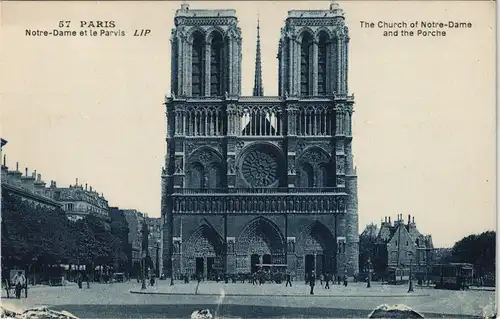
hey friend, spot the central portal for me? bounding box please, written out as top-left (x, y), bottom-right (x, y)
top-left (236, 217), bottom-right (286, 273)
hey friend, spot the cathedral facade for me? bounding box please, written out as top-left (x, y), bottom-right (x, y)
top-left (162, 3), bottom-right (359, 280)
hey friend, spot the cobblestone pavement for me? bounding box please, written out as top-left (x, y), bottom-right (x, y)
top-left (1, 280), bottom-right (496, 318)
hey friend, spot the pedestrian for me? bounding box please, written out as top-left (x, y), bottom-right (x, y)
top-left (320, 273), bottom-right (324, 287)
top-left (285, 270), bottom-right (292, 287)
top-left (309, 271), bottom-right (315, 295)
top-left (77, 273), bottom-right (83, 289)
top-left (83, 273), bottom-right (90, 288)
top-left (150, 273), bottom-right (155, 286)
top-left (343, 272), bottom-right (348, 287)
top-left (324, 273), bottom-right (330, 289)
top-left (12, 271), bottom-right (26, 299)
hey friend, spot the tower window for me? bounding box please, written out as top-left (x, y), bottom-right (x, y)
top-left (191, 32), bottom-right (204, 97)
top-left (210, 32), bottom-right (224, 96)
top-left (300, 33), bottom-right (313, 96)
top-left (317, 32), bottom-right (329, 95)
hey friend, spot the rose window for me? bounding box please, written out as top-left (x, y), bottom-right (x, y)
top-left (241, 147), bottom-right (279, 187)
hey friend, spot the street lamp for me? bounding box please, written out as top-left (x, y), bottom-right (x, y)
top-left (155, 241), bottom-right (160, 278)
top-left (367, 258), bottom-right (372, 288)
top-left (408, 251), bottom-right (414, 293)
top-left (141, 251), bottom-right (147, 290)
top-left (170, 256), bottom-right (174, 286)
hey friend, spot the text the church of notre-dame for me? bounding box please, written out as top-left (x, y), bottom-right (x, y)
top-left (162, 2), bottom-right (359, 280)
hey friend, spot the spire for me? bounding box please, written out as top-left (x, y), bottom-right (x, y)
top-left (253, 15), bottom-right (264, 96)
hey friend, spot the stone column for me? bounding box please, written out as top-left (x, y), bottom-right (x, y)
top-left (280, 43), bottom-right (286, 95)
top-left (312, 41), bottom-right (319, 95)
top-left (205, 40), bottom-right (211, 97)
top-left (288, 36), bottom-right (294, 95)
top-left (238, 37), bottom-right (242, 95)
top-left (344, 35), bottom-right (349, 95)
top-left (177, 35), bottom-right (184, 96)
top-left (295, 39), bottom-right (301, 95)
top-left (184, 40), bottom-right (192, 97)
top-left (336, 37), bottom-right (342, 95)
top-left (228, 38), bottom-right (234, 95)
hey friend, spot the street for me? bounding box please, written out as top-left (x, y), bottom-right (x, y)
top-left (1, 280), bottom-right (495, 318)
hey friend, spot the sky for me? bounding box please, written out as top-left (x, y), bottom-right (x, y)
top-left (1, 1), bottom-right (496, 248)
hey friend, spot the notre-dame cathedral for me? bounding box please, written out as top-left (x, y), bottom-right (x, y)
top-left (162, 2), bottom-right (359, 280)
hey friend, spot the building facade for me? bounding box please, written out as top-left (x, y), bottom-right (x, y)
top-left (1, 139), bottom-right (62, 210)
top-left (365, 214), bottom-right (435, 275)
top-left (123, 209), bottom-right (144, 272)
top-left (162, 3), bottom-right (359, 279)
top-left (50, 180), bottom-right (110, 222)
top-left (145, 216), bottom-right (163, 276)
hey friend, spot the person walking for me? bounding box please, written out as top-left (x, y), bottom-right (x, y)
top-left (150, 273), bottom-right (155, 286)
top-left (285, 270), bottom-right (292, 287)
top-left (12, 271), bottom-right (26, 299)
top-left (77, 273), bottom-right (83, 289)
top-left (324, 273), bottom-right (330, 289)
top-left (309, 271), bottom-right (316, 295)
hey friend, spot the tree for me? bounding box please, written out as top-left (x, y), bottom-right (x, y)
top-left (450, 231), bottom-right (496, 277)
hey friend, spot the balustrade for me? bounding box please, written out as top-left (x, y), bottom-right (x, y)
top-left (171, 192), bottom-right (348, 214)
top-left (174, 187), bottom-right (346, 194)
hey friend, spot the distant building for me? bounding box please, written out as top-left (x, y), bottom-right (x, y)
top-left (1, 139), bottom-right (62, 210)
top-left (372, 214), bottom-right (435, 273)
top-left (123, 209), bottom-right (144, 275)
top-left (361, 223), bottom-right (379, 238)
top-left (145, 216), bottom-right (163, 276)
top-left (109, 207), bottom-right (132, 272)
top-left (49, 179), bottom-right (110, 222)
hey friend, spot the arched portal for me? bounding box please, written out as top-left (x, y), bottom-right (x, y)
top-left (298, 221), bottom-right (336, 279)
top-left (236, 217), bottom-right (285, 273)
top-left (183, 223), bottom-right (224, 278)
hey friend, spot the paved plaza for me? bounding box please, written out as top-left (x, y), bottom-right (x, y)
top-left (1, 280), bottom-right (496, 318)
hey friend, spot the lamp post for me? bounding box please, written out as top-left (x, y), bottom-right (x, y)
top-left (31, 256), bottom-right (38, 286)
top-left (367, 258), bottom-right (372, 288)
top-left (170, 256), bottom-right (174, 286)
top-left (408, 251), bottom-right (414, 293)
top-left (155, 241), bottom-right (160, 278)
top-left (141, 251), bottom-right (147, 290)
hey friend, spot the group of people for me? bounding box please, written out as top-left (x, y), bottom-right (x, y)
top-left (12, 271), bottom-right (26, 299)
top-left (306, 271), bottom-right (349, 295)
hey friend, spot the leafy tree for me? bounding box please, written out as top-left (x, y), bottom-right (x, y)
top-left (450, 231), bottom-right (496, 277)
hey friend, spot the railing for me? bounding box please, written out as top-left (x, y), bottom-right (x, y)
top-left (173, 187), bottom-right (346, 195)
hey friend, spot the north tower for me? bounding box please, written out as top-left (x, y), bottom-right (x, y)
top-left (163, 2), bottom-right (359, 281)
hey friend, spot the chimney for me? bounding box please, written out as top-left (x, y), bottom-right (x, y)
top-left (16, 162), bottom-right (19, 171)
top-left (37, 174), bottom-right (41, 181)
top-left (25, 167), bottom-right (28, 177)
top-left (384, 216), bottom-right (387, 223)
top-left (3, 154), bottom-right (5, 166)
top-left (76, 178), bottom-right (79, 186)
top-left (408, 214), bottom-right (411, 225)
top-left (388, 216), bottom-right (391, 224)
top-left (412, 216), bottom-right (415, 224)
top-left (85, 183), bottom-right (88, 191)
top-left (32, 170), bottom-right (37, 179)
top-left (90, 186), bottom-right (93, 192)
